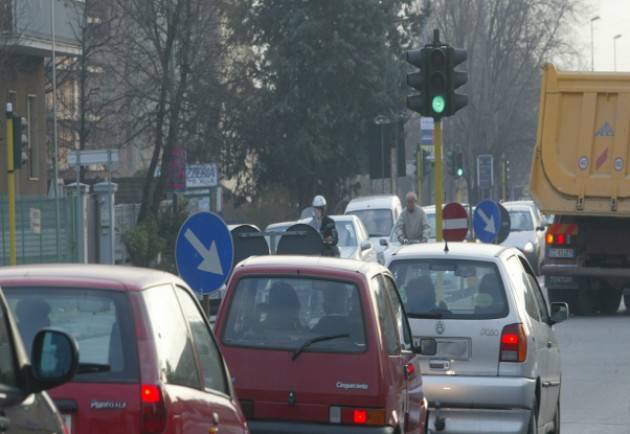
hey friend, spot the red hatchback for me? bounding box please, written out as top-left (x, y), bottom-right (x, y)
top-left (215, 256), bottom-right (428, 434)
top-left (0, 265), bottom-right (249, 434)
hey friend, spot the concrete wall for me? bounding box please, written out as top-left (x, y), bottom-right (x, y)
top-left (0, 53), bottom-right (49, 196)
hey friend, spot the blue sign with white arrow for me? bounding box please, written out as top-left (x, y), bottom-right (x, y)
top-left (473, 200), bottom-right (501, 244)
top-left (175, 212), bottom-right (233, 294)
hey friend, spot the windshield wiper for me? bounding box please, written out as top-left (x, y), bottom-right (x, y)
top-left (291, 334), bottom-right (349, 361)
top-left (77, 363), bottom-right (111, 374)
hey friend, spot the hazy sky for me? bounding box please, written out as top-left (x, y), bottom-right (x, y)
top-left (577, 0), bottom-right (630, 71)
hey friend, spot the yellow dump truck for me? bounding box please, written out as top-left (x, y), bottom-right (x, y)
top-left (530, 63), bottom-right (630, 314)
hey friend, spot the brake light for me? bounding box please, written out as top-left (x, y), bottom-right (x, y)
top-left (330, 406), bottom-right (386, 426)
top-left (500, 323), bottom-right (527, 362)
top-left (556, 233), bottom-right (566, 245)
top-left (141, 385), bottom-right (166, 433)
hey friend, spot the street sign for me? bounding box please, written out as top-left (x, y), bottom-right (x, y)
top-left (477, 154), bottom-right (494, 190)
top-left (186, 164), bottom-right (219, 189)
top-left (473, 200), bottom-right (501, 243)
top-left (277, 223), bottom-right (324, 256)
top-left (473, 200), bottom-right (511, 244)
top-left (442, 202), bottom-right (468, 242)
top-left (231, 225), bottom-right (270, 267)
top-left (420, 117), bottom-right (434, 145)
top-left (68, 149), bottom-right (120, 166)
top-left (175, 212), bottom-right (233, 294)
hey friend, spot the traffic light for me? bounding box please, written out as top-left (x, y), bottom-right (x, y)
top-left (422, 149), bottom-right (431, 174)
top-left (12, 116), bottom-right (27, 169)
top-left (446, 151), bottom-right (455, 176)
top-left (406, 47), bottom-right (429, 115)
top-left (446, 47), bottom-right (468, 116)
top-left (455, 151), bottom-right (464, 177)
top-left (427, 47), bottom-right (448, 117)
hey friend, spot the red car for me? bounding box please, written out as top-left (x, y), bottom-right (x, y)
top-left (0, 265), bottom-right (249, 434)
top-left (215, 256), bottom-right (428, 434)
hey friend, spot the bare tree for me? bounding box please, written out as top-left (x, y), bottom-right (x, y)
top-left (111, 0), bottom-right (225, 223)
top-left (429, 0), bottom-right (581, 200)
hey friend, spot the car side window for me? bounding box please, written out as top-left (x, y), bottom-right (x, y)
top-left (518, 257), bottom-right (550, 323)
top-left (175, 286), bottom-right (229, 395)
top-left (0, 303), bottom-right (17, 387)
top-left (383, 275), bottom-right (413, 351)
top-left (506, 256), bottom-right (540, 321)
top-left (371, 275), bottom-right (401, 355)
top-left (143, 285), bottom-right (201, 389)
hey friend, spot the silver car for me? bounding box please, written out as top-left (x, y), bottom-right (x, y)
top-left (501, 201), bottom-right (547, 274)
top-left (388, 242), bottom-right (567, 434)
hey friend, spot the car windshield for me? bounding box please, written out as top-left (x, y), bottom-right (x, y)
top-left (509, 210), bottom-right (534, 231)
top-left (389, 259), bottom-right (508, 319)
top-left (335, 221), bottom-right (358, 247)
top-left (5, 287), bottom-right (139, 383)
top-left (347, 209), bottom-right (393, 237)
top-left (222, 277), bottom-right (366, 353)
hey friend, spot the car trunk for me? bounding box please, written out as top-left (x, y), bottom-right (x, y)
top-left (410, 318), bottom-right (503, 376)
top-left (52, 384), bottom-right (141, 434)
top-left (225, 347), bottom-right (382, 423)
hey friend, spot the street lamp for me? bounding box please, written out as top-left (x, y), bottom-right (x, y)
top-left (614, 34), bottom-right (622, 71)
top-left (374, 115), bottom-right (391, 194)
top-left (590, 16), bottom-right (600, 71)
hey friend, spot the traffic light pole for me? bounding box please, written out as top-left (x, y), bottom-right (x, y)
top-left (5, 104), bottom-right (16, 265)
top-left (416, 145), bottom-right (423, 203)
top-left (434, 120), bottom-right (443, 242)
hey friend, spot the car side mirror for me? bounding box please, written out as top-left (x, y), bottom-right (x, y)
top-left (550, 302), bottom-right (569, 324)
top-left (361, 241), bottom-right (372, 251)
top-left (29, 329), bottom-right (79, 393)
top-left (379, 238), bottom-right (389, 247)
top-left (413, 338), bottom-right (437, 356)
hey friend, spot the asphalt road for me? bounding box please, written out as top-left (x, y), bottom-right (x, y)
top-left (555, 301), bottom-right (630, 434)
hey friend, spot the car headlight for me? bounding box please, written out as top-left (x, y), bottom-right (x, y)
top-left (523, 242), bottom-right (534, 253)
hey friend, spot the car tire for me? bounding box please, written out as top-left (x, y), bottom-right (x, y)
top-left (527, 399), bottom-right (539, 434)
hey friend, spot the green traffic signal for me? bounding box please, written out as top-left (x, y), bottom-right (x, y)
top-left (456, 168), bottom-right (464, 177)
top-left (432, 95), bottom-right (445, 114)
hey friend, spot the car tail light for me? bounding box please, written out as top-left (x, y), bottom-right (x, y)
top-left (500, 323), bottom-right (527, 363)
top-left (546, 233), bottom-right (554, 245)
top-left (329, 406), bottom-right (386, 426)
top-left (141, 385), bottom-right (166, 433)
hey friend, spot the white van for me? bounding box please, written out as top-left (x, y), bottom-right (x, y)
top-left (344, 195), bottom-right (402, 250)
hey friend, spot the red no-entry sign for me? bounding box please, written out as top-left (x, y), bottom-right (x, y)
top-left (442, 202), bottom-right (469, 242)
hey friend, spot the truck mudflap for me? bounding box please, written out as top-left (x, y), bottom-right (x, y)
top-left (542, 264), bottom-right (630, 279)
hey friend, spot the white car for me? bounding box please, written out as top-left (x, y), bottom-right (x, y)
top-left (344, 195), bottom-right (402, 252)
top-left (329, 214), bottom-right (377, 262)
top-left (388, 242), bottom-right (567, 434)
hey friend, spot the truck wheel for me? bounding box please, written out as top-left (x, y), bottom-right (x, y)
top-left (600, 289), bottom-right (622, 315)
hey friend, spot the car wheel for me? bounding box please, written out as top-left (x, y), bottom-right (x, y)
top-left (527, 399), bottom-right (539, 434)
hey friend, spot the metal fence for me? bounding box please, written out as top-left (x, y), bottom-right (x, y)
top-left (0, 196), bottom-right (79, 265)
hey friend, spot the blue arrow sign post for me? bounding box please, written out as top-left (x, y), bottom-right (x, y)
top-left (473, 200), bottom-right (502, 244)
top-left (176, 212), bottom-right (234, 294)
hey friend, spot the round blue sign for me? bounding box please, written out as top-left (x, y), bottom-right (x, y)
top-left (175, 212), bottom-right (233, 294)
top-left (473, 200), bottom-right (501, 244)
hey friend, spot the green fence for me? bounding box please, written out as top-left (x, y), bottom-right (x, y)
top-left (0, 196), bottom-right (79, 265)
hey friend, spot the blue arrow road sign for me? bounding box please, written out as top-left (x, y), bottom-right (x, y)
top-left (176, 212), bottom-right (233, 294)
top-left (473, 200), bottom-right (501, 243)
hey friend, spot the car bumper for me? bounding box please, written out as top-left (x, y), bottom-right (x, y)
top-left (249, 421), bottom-right (395, 434)
top-left (423, 375), bottom-right (535, 434)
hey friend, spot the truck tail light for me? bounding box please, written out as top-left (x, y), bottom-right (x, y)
top-left (141, 385), bottom-right (166, 433)
top-left (546, 233), bottom-right (554, 245)
top-left (329, 406), bottom-right (385, 426)
top-left (546, 224), bottom-right (577, 246)
top-left (500, 323), bottom-right (527, 363)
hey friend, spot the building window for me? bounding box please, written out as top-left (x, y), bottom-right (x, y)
top-left (27, 95), bottom-right (38, 179)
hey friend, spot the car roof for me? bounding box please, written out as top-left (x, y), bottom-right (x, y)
top-left (390, 242), bottom-right (510, 262)
top-left (0, 264), bottom-right (185, 291)
top-left (345, 195), bottom-right (400, 210)
top-left (234, 255), bottom-right (386, 277)
top-left (265, 221), bottom-right (296, 230)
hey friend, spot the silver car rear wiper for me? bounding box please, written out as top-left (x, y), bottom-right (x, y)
top-left (291, 334), bottom-right (349, 361)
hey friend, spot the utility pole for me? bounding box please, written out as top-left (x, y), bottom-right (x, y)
top-left (416, 145), bottom-right (422, 202)
top-left (434, 120), bottom-right (443, 241)
top-left (5, 103), bottom-right (16, 265)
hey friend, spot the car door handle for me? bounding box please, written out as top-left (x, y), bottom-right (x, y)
top-left (429, 359), bottom-right (450, 370)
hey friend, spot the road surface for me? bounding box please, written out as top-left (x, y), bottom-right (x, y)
top-left (556, 301), bottom-right (630, 434)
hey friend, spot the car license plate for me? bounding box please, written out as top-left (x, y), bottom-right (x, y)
top-left (62, 414), bottom-right (73, 434)
top-left (548, 248), bottom-right (576, 258)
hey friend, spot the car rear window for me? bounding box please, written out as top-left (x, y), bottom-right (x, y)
top-left (222, 277), bottom-right (366, 353)
top-left (389, 259), bottom-right (508, 319)
top-left (4, 287), bottom-right (139, 383)
top-left (347, 209), bottom-right (393, 237)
